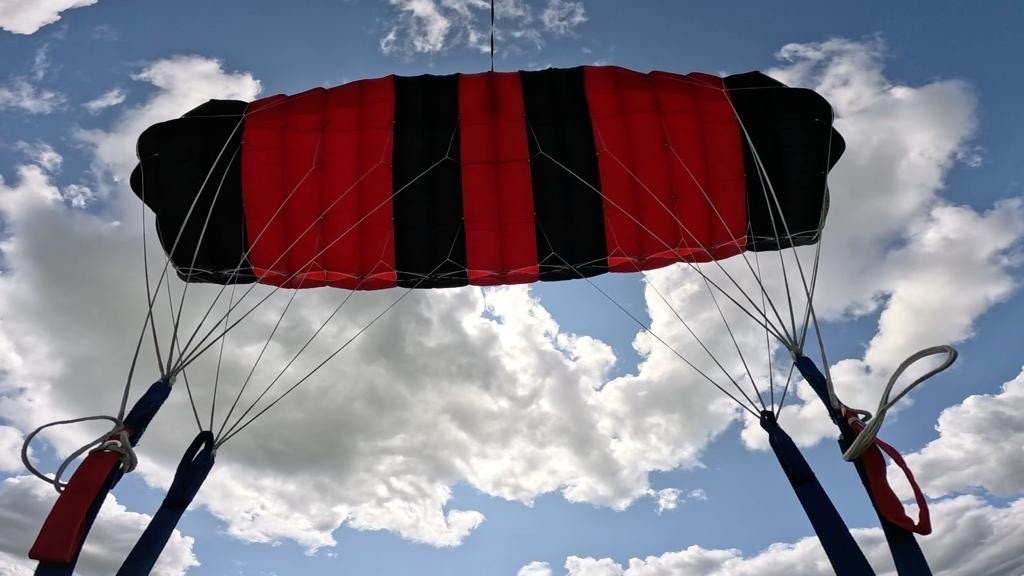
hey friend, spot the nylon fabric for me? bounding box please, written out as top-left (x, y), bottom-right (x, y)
top-left (585, 67), bottom-right (747, 270)
top-left (760, 411), bottom-right (875, 576)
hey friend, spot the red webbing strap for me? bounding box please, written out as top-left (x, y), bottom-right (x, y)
top-left (28, 450), bottom-right (123, 562)
top-left (849, 419), bottom-right (932, 535)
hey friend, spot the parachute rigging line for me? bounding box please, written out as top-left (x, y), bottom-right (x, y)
top-left (25, 66), bottom-right (950, 576)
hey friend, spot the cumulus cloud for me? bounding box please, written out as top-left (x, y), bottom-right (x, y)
top-left (533, 496), bottom-right (1024, 575)
top-left (379, 0), bottom-right (587, 56)
top-left (0, 476), bottom-right (199, 576)
top-left (520, 561), bottom-right (555, 576)
top-left (0, 0), bottom-right (98, 35)
top-left (540, 0), bottom-right (586, 35)
top-left (83, 87), bottom-right (127, 113)
top-left (0, 425), bottom-right (27, 472)
top-left (13, 141), bottom-right (62, 173)
top-left (652, 488), bottom-right (680, 513)
top-left (75, 55), bottom-right (261, 197)
top-left (898, 366), bottom-right (1024, 498)
top-left (0, 77), bottom-right (65, 114)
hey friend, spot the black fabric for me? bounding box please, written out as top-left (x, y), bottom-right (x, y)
top-left (724, 72), bottom-right (845, 252)
top-left (520, 67), bottom-right (608, 281)
top-left (391, 74), bottom-right (468, 288)
top-left (130, 99), bottom-right (254, 283)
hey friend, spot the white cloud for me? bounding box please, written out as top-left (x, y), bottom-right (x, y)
top-left (0, 78), bottom-right (65, 114)
top-left (61, 183), bottom-right (95, 208)
top-left (520, 561), bottom-right (555, 576)
top-left (548, 496), bottom-right (1024, 576)
top-left (380, 0), bottom-right (586, 56)
top-left (898, 366), bottom-right (1024, 498)
top-left (653, 488), bottom-right (680, 513)
top-left (14, 141), bottom-right (62, 173)
top-left (31, 45), bottom-right (51, 81)
top-left (540, 0), bottom-right (586, 35)
top-left (0, 425), bottom-right (27, 472)
top-left (0, 475), bottom-right (199, 576)
top-left (83, 87), bottom-right (127, 113)
top-left (75, 55), bottom-right (260, 198)
top-left (645, 487), bottom-right (706, 514)
top-left (0, 0), bottom-right (98, 35)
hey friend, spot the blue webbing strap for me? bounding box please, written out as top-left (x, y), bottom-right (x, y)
top-left (795, 356), bottom-right (932, 576)
top-left (760, 411), bottom-right (875, 575)
top-left (117, 431), bottom-right (215, 576)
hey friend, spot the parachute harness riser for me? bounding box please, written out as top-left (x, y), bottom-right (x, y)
top-left (25, 379), bottom-right (173, 571)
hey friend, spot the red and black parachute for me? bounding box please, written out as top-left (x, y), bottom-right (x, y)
top-left (35, 66), bottom-right (940, 576)
top-left (130, 66), bottom-right (843, 289)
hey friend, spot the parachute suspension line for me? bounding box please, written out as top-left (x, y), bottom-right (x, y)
top-left (591, 128), bottom-right (793, 345)
top-left (163, 276), bottom-right (203, 431)
top-left (218, 220), bottom-right (463, 444)
top-left (746, 139), bottom-right (801, 350)
top-left (580, 276), bottom-right (760, 418)
top-left (215, 286), bottom-right (301, 441)
top-left (774, 362), bottom-right (798, 417)
top-left (728, 98), bottom-right (835, 358)
top-left (645, 278), bottom-right (767, 413)
top-left (138, 157), bottom-right (165, 381)
top-left (165, 146), bottom-right (325, 371)
top-left (140, 115), bottom-right (246, 370)
top-left (751, 249), bottom-right (777, 411)
top-left (540, 238), bottom-right (760, 416)
top-left (654, 121), bottom-right (799, 348)
top-left (529, 125), bottom-right (789, 347)
top-left (170, 139), bottom-right (454, 376)
top-left (160, 125), bottom-right (343, 371)
top-left (210, 278), bottom-right (241, 432)
top-left (796, 124), bottom-right (839, 354)
top-left (166, 146), bottom-right (244, 374)
top-left (216, 263), bottom-right (441, 448)
top-left (489, 0), bottom-right (495, 72)
top-left (215, 277), bottom-right (360, 443)
top-left (168, 129), bottom-right (455, 374)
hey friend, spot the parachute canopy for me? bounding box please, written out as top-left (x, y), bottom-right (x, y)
top-left (130, 66), bottom-right (844, 290)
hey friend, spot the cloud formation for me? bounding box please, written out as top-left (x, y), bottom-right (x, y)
top-left (528, 496), bottom-right (1024, 575)
top-left (83, 87), bottom-right (127, 113)
top-left (380, 0), bottom-right (588, 56)
top-left (0, 78), bottom-right (65, 114)
top-left (0, 0), bottom-right (98, 35)
top-left (899, 366), bottom-right (1024, 498)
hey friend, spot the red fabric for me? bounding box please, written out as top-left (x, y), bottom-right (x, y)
top-left (849, 419), bottom-right (932, 535)
top-left (240, 69), bottom-right (752, 289)
top-left (28, 450), bottom-right (123, 562)
top-left (584, 67), bottom-right (747, 272)
top-left (459, 72), bottom-right (539, 285)
top-left (242, 78), bottom-right (397, 289)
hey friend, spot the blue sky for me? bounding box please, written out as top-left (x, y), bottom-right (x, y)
top-left (1, 2), bottom-right (1023, 575)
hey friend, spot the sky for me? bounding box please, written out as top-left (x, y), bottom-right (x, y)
top-left (0, 1), bottom-right (1022, 575)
